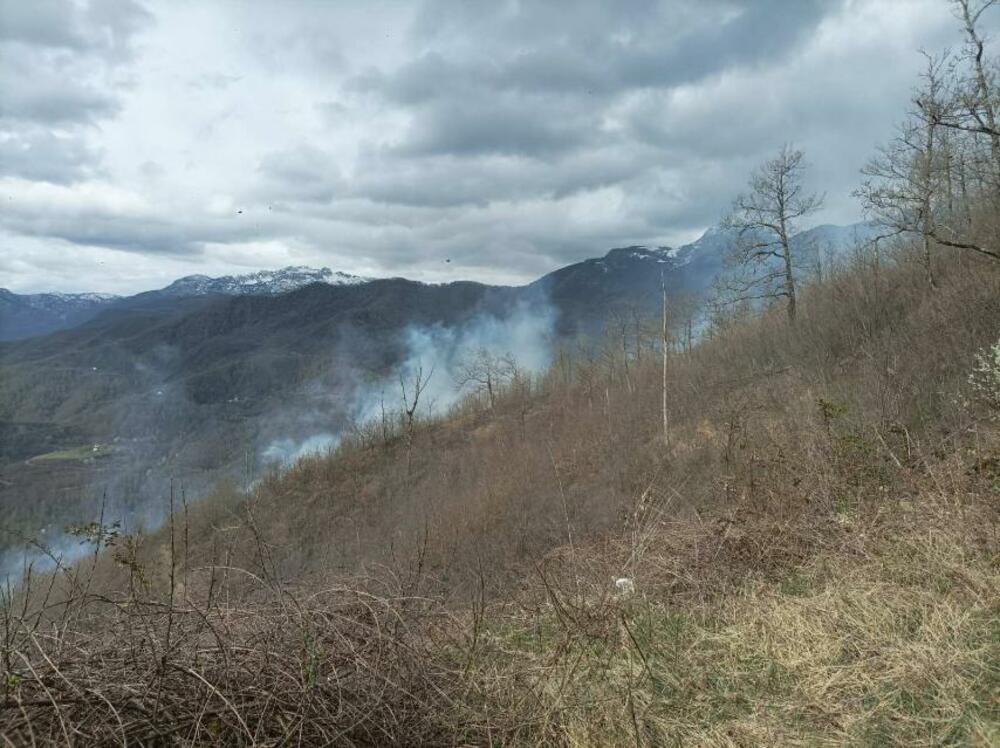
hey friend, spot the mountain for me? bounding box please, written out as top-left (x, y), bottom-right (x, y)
top-left (0, 277), bottom-right (505, 553)
top-left (159, 266), bottom-right (370, 297)
top-left (0, 289), bottom-right (120, 341)
top-left (532, 234), bottom-right (722, 331)
top-left (0, 223), bottom-right (876, 343)
top-left (796, 222), bottom-right (880, 253)
top-left (531, 222), bottom-right (879, 333)
top-left (0, 266), bottom-right (369, 342)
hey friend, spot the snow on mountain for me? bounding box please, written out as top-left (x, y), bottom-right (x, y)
top-left (650, 221), bottom-right (880, 272)
top-left (594, 227), bottom-right (738, 272)
top-left (3, 223), bottom-right (874, 342)
top-left (537, 221), bottom-right (876, 319)
top-left (0, 289), bottom-right (121, 341)
top-left (600, 245), bottom-right (687, 265)
top-left (617, 245), bottom-right (683, 261)
top-left (0, 267), bottom-right (370, 340)
top-left (0, 289), bottom-right (120, 309)
top-left (161, 266), bottom-right (371, 297)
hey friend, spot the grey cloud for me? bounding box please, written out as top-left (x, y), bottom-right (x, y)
top-left (396, 93), bottom-right (601, 158)
top-left (373, 0), bottom-right (839, 103)
top-left (250, 137), bottom-right (647, 211)
top-left (0, 0), bottom-right (93, 49)
top-left (609, 0), bottom-right (838, 89)
top-left (352, 149), bottom-right (645, 208)
top-left (82, 0), bottom-right (154, 56)
top-left (0, 128), bottom-right (103, 183)
top-left (350, 0), bottom-right (842, 171)
top-left (1, 203), bottom-right (267, 257)
top-left (138, 160), bottom-right (166, 180)
top-left (0, 53), bottom-right (120, 124)
top-left (190, 73), bottom-right (244, 92)
top-left (0, 0), bottom-right (152, 55)
top-left (256, 146), bottom-right (346, 203)
top-left (300, 0), bottom-right (844, 249)
top-left (287, 189), bottom-right (670, 277)
top-left (0, 0), bottom-right (150, 194)
top-left (5, 218), bottom-right (216, 256)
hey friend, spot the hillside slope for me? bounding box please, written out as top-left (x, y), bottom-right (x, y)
top-left (3, 242), bottom-right (997, 745)
top-left (3, 224), bottom-right (775, 558)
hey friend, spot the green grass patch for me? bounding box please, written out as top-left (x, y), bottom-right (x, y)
top-left (31, 444), bottom-right (112, 462)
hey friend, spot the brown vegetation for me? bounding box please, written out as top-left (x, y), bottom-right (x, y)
top-left (2, 239), bottom-right (999, 745)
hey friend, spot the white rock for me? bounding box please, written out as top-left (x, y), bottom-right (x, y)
top-left (614, 577), bottom-right (636, 596)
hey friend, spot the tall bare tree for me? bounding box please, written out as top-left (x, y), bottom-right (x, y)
top-left (400, 363), bottom-right (434, 473)
top-left (720, 145), bottom-right (823, 322)
top-left (859, 53), bottom-right (949, 286)
top-left (863, 18), bottom-right (1000, 266)
top-left (948, 0), bottom-right (1000, 174)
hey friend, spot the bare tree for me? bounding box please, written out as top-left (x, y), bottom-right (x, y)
top-left (720, 145), bottom-right (823, 322)
top-left (628, 304), bottom-right (652, 364)
top-left (666, 290), bottom-right (702, 355)
top-left (400, 363), bottom-right (434, 472)
top-left (859, 53), bottom-right (950, 286)
top-left (607, 309), bottom-right (635, 393)
top-left (926, 1), bottom-right (1000, 174)
top-left (863, 37), bottom-right (1000, 265)
top-left (379, 387), bottom-right (390, 447)
top-left (454, 348), bottom-right (514, 410)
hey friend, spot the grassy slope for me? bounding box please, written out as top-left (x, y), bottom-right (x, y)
top-left (482, 487), bottom-right (998, 745)
top-left (2, 245), bottom-right (998, 745)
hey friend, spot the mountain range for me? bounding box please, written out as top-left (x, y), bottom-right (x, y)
top-left (0, 222), bottom-right (874, 342)
top-left (0, 267), bottom-right (370, 342)
top-left (159, 266), bottom-right (370, 298)
top-left (0, 289), bottom-right (119, 342)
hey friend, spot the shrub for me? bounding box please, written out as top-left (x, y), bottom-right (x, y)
top-left (969, 338), bottom-right (1000, 417)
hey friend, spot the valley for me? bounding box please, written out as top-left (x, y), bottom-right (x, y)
top-left (0, 224), bottom-right (869, 569)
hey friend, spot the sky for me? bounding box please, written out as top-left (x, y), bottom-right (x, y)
top-left (0, 0), bottom-right (985, 294)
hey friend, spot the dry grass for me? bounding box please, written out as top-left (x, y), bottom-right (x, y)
top-left (3, 446), bottom-right (996, 745)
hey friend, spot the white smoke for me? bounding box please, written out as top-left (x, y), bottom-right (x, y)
top-left (0, 529), bottom-right (101, 583)
top-left (262, 432), bottom-right (340, 465)
top-left (263, 299), bottom-right (555, 465)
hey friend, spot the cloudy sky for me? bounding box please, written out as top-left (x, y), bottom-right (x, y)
top-left (0, 0), bottom-right (983, 294)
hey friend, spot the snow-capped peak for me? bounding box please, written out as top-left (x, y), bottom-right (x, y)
top-left (603, 245), bottom-right (678, 263)
top-left (162, 266), bottom-right (371, 297)
top-left (47, 292), bottom-right (120, 302)
top-left (0, 289), bottom-right (121, 310)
